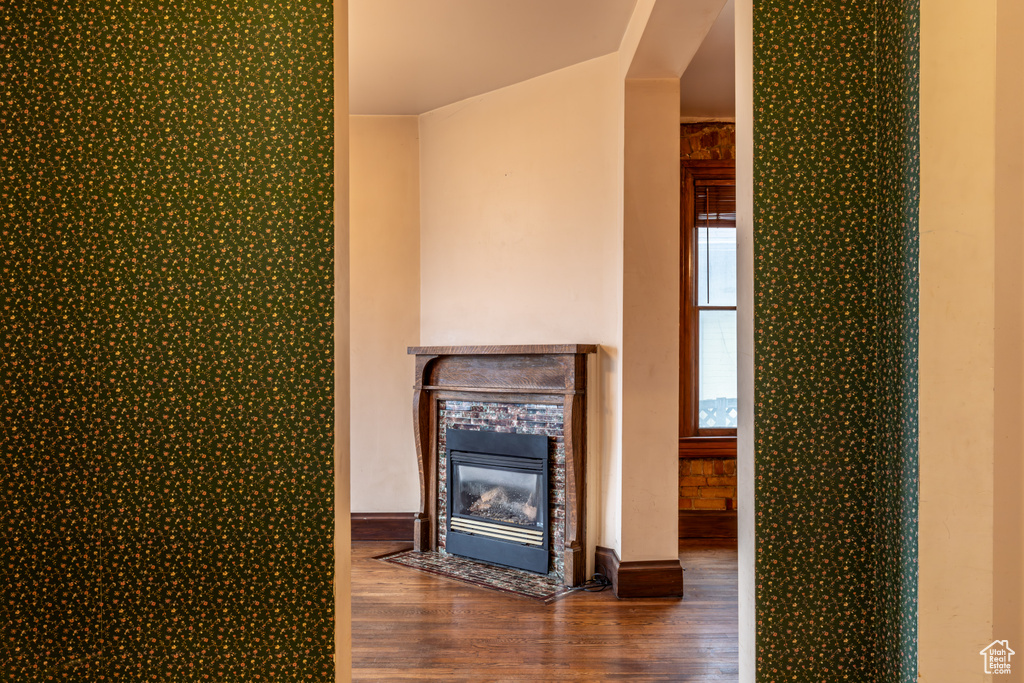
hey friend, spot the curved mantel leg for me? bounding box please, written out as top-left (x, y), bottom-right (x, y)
top-left (411, 355), bottom-right (438, 552)
top-left (562, 391), bottom-right (587, 587)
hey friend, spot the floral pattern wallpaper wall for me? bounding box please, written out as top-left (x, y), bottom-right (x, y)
top-left (0, 1), bottom-right (334, 679)
top-left (753, 0), bottom-right (919, 680)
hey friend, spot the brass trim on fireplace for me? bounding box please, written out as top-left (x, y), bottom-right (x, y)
top-left (451, 518), bottom-right (544, 546)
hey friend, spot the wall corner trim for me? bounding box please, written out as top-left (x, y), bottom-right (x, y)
top-left (594, 546), bottom-right (684, 598)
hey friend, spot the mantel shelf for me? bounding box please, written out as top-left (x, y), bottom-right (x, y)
top-left (409, 344), bottom-right (597, 356)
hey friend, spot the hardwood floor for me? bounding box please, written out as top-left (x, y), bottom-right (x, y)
top-left (351, 540), bottom-right (738, 682)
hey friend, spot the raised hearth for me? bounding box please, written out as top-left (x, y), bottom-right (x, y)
top-left (408, 345), bottom-right (596, 587)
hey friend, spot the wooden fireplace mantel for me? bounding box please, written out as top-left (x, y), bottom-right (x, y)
top-left (408, 344), bottom-right (596, 587)
top-left (408, 344), bottom-right (597, 355)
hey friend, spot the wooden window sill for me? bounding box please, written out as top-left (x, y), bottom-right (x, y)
top-left (679, 436), bottom-right (737, 458)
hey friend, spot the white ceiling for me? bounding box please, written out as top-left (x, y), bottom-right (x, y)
top-left (349, 0), bottom-right (638, 115)
top-left (626, 0), bottom-right (727, 79)
top-left (678, 0), bottom-right (735, 119)
top-left (348, 0), bottom-right (736, 118)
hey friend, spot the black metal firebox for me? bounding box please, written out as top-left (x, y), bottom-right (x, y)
top-left (445, 429), bottom-right (549, 574)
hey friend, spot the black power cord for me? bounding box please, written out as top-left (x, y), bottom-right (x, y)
top-left (577, 573), bottom-right (612, 592)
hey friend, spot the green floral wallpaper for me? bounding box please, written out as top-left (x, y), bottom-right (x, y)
top-left (753, 0), bottom-right (919, 680)
top-left (873, 0), bottom-right (920, 676)
top-left (0, 1), bottom-right (334, 679)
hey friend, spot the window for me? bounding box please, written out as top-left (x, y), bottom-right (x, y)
top-left (680, 162), bottom-right (737, 456)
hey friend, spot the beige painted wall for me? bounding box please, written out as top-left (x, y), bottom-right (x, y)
top-left (734, 1), bottom-right (755, 680)
top-left (334, 0), bottom-right (351, 678)
top-left (621, 78), bottom-right (681, 561)
top-left (418, 55), bottom-right (623, 348)
top-left (994, 0), bottom-right (1024, 673)
top-left (418, 54), bottom-right (625, 560)
top-left (349, 116), bottom-right (421, 512)
top-left (919, 0), bottom-right (1024, 678)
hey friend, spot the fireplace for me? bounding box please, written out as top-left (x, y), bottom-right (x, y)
top-left (445, 428), bottom-right (550, 573)
top-left (408, 344), bottom-right (596, 586)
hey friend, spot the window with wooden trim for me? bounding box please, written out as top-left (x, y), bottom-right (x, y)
top-left (680, 161), bottom-right (737, 457)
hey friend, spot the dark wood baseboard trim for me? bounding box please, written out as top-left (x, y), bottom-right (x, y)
top-left (678, 510), bottom-right (738, 539)
top-left (594, 546), bottom-right (684, 599)
top-left (352, 512), bottom-right (416, 542)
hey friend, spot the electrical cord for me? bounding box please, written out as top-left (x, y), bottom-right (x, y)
top-left (575, 573), bottom-right (612, 592)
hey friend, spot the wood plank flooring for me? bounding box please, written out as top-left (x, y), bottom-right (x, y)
top-left (352, 540), bottom-right (738, 682)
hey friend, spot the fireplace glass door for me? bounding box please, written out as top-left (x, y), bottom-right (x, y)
top-left (451, 456), bottom-right (545, 542)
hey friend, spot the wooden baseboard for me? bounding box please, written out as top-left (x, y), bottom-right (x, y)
top-left (594, 546), bottom-right (684, 599)
top-left (351, 512), bottom-right (416, 542)
top-left (678, 510), bottom-right (738, 539)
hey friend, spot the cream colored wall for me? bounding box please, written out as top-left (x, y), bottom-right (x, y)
top-left (349, 116), bottom-right (421, 512)
top-left (418, 55), bottom-right (623, 347)
top-left (334, 0), bottom-right (351, 678)
top-left (918, 0), bottom-right (1023, 679)
top-left (993, 0), bottom-right (1024, 669)
top-left (418, 54), bottom-right (626, 559)
top-left (734, 1), bottom-right (754, 680)
top-left (620, 78), bottom-right (681, 562)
